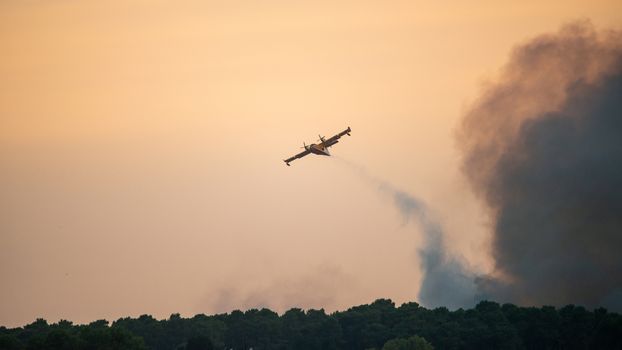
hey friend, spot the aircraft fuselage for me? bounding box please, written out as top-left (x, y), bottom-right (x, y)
top-left (308, 144), bottom-right (330, 156)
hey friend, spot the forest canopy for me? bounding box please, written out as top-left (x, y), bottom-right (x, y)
top-left (1, 299), bottom-right (621, 350)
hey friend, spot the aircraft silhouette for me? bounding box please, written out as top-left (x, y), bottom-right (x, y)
top-left (284, 127), bottom-right (351, 166)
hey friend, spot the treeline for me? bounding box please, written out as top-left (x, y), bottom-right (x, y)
top-left (1, 299), bottom-right (621, 350)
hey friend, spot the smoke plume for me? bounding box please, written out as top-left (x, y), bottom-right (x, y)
top-left (391, 189), bottom-right (477, 309)
top-left (459, 21), bottom-right (622, 310)
top-left (335, 158), bottom-right (476, 309)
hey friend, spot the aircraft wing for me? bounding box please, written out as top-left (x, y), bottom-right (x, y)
top-left (284, 149), bottom-right (311, 166)
top-left (322, 126), bottom-right (351, 147)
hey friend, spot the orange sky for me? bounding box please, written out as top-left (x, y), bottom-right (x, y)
top-left (1, 0), bottom-right (621, 327)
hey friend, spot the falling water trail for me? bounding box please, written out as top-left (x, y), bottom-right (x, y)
top-left (332, 156), bottom-right (477, 309)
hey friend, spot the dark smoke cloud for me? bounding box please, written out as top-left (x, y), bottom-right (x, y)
top-left (335, 157), bottom-right (476, 309)
top-left (459, 21), bottom-right (622, 310)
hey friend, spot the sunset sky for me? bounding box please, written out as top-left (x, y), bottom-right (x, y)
top-left (1, 0), bottom-right (621, 327)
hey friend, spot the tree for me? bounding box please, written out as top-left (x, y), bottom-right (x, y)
top-left (44, 329), bottom-right (77, 350)
top-left (382, 335), bottom-right (434, 350)
top-left (0, 334), bottom-right (24, 350)
top-left (186, 335), bottom-right (214, 350)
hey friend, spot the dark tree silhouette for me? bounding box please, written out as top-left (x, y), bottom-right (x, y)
top-left (2, 300), bottom-right (621, 350)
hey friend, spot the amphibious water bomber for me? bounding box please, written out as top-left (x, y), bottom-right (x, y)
top-left (283, 127), bottom-right (351, 166)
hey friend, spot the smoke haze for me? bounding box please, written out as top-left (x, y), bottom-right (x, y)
top-left (203, 264), bottom-right (355, 314)
top-left (459, 21), bottom-right (622, 310)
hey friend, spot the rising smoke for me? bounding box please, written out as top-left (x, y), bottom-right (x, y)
top-left (335, 157), bottom-right (476, 309)
top-left (391, 190), bottom-right (477, 309)
top-left (459, 21), bottom-right (622, 310)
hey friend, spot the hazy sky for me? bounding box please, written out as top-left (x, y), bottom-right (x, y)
top-left (1, 0), bottom-right (621, 327)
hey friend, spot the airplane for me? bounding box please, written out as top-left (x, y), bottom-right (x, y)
top-left (283, 127), bottom-right (351, 166)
